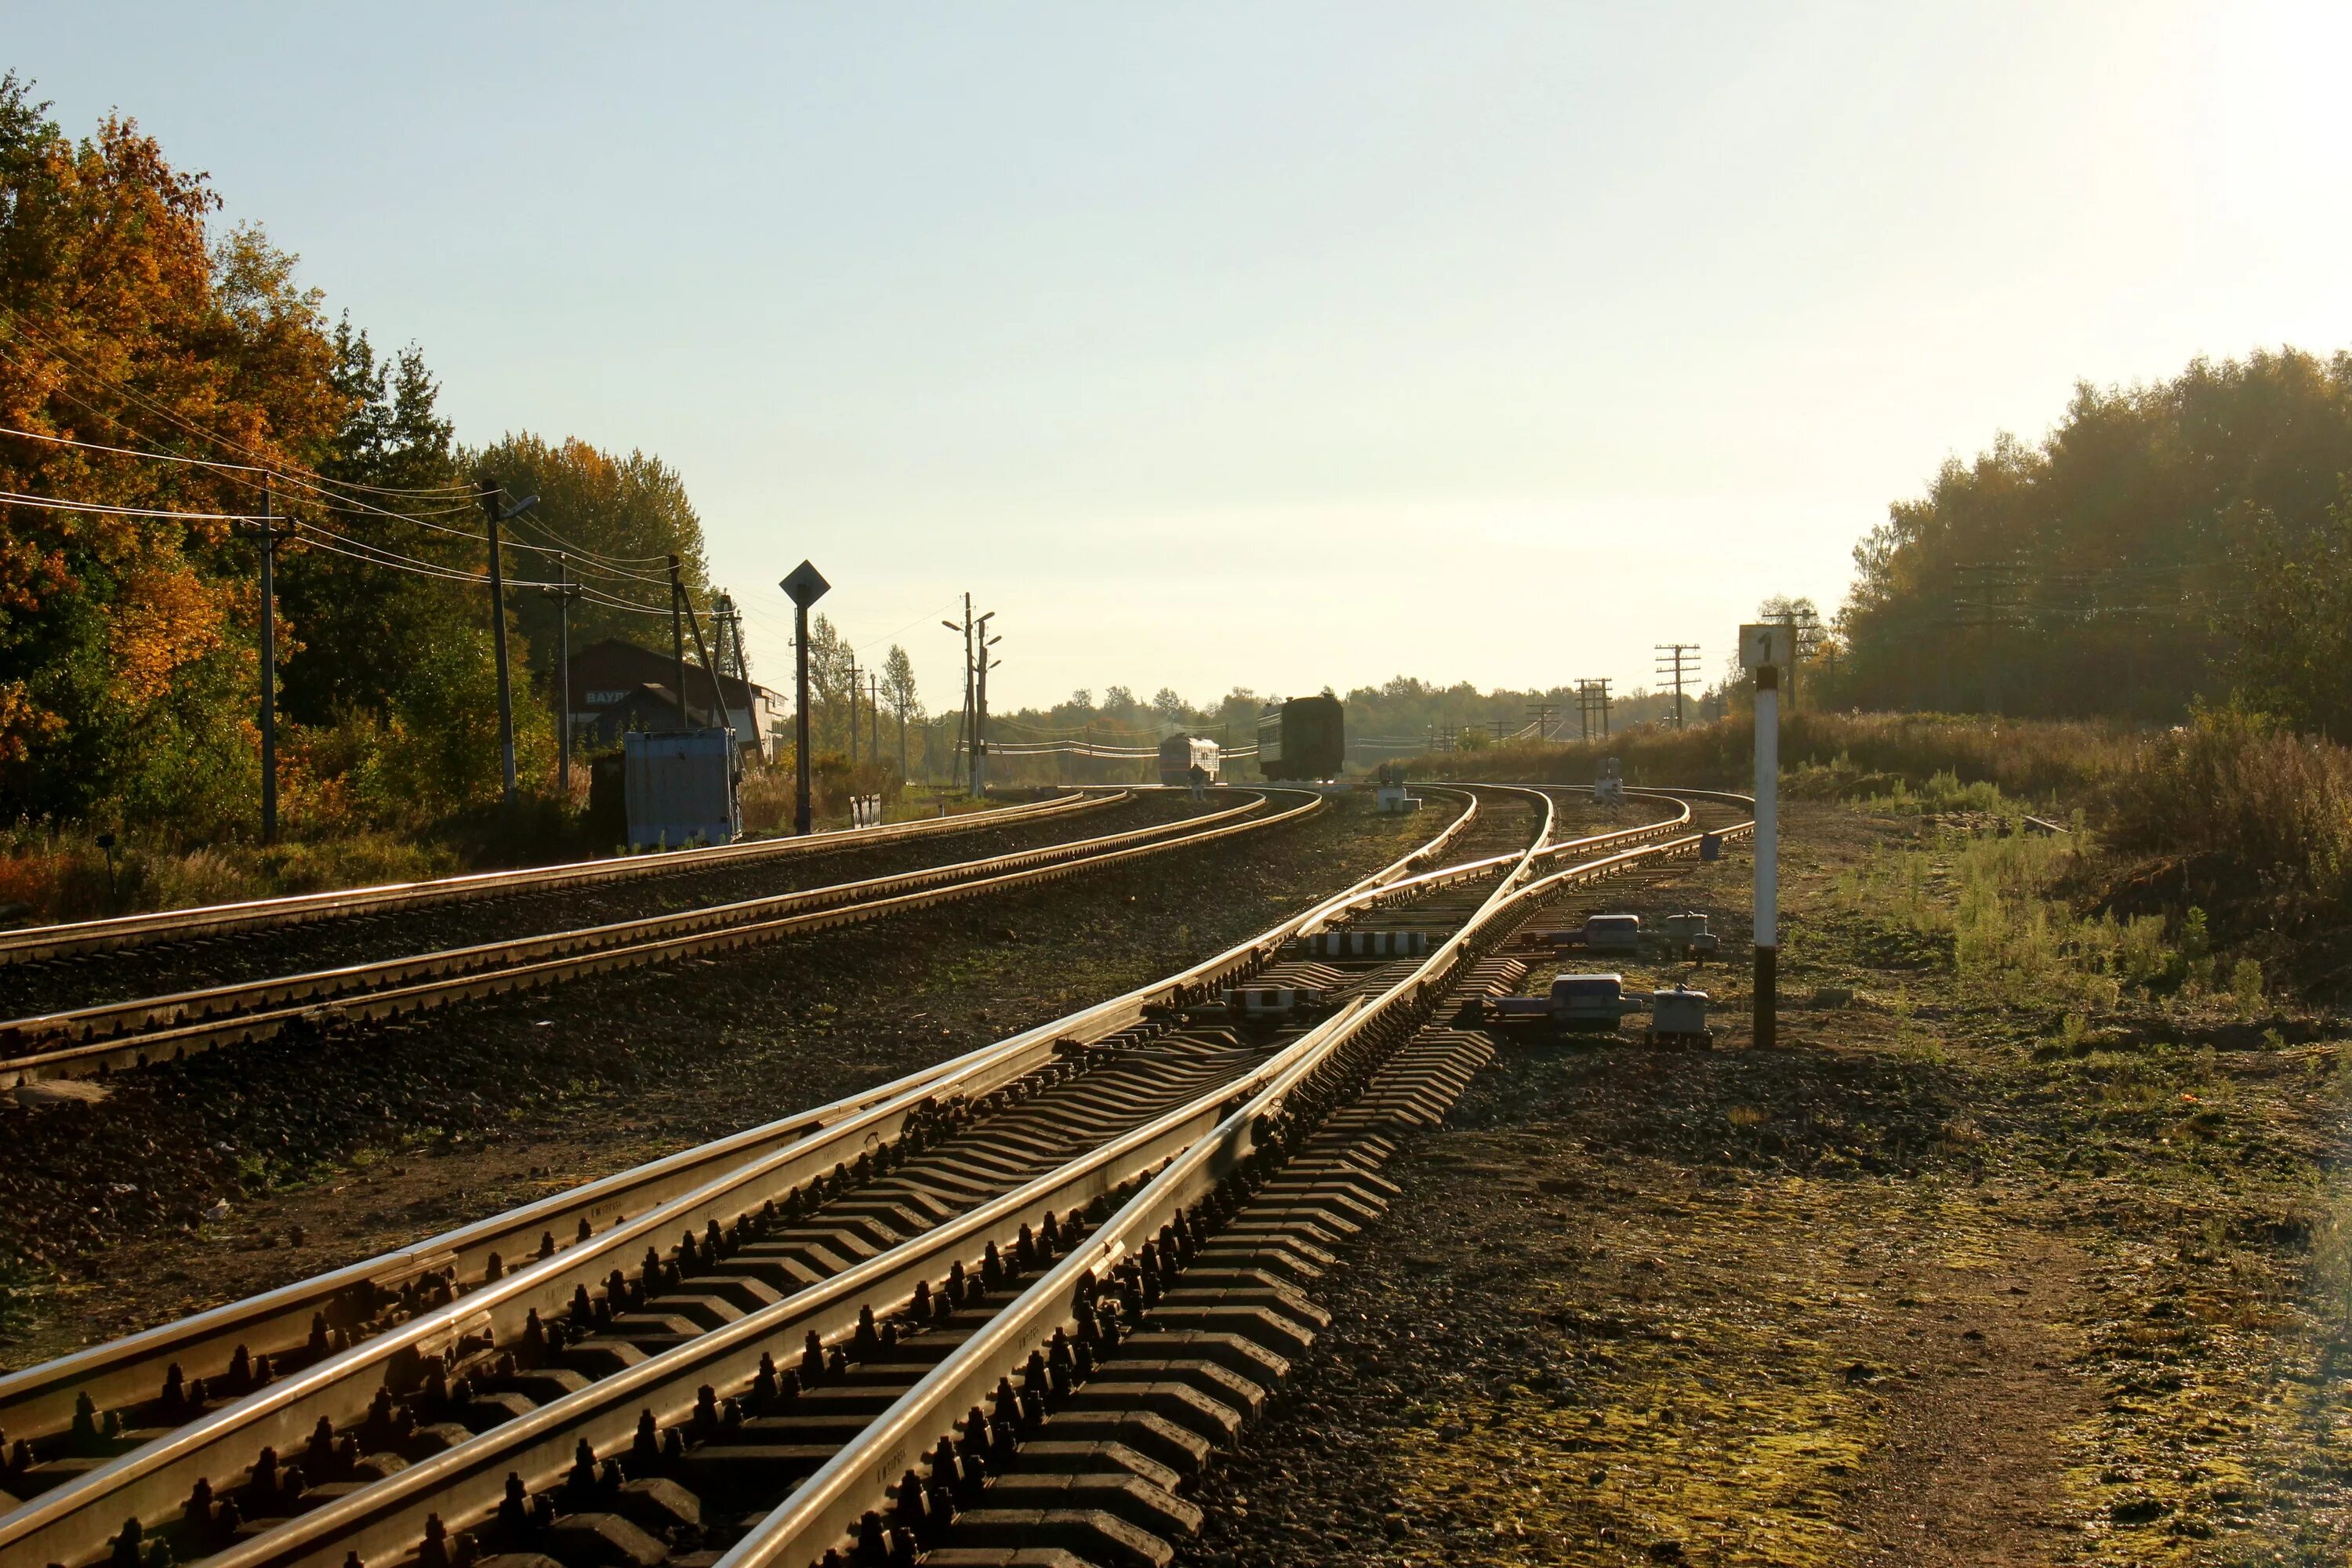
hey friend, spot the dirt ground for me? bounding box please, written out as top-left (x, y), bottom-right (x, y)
top-left (0, 791), bottom-right (1446, 1372)
top-left (1178, 800), bottom-right (2352, 1566)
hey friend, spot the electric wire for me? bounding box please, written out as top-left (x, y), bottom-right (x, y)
top-left (0, 314), bottom-right (476, 499)
top-left (0, 488), bottom-right (270, 523)
top-left (0, 339), bottom-right (681, 598)
top-left (2, 394), bottom-right (678, 610)
top-left (502, 506), bottom-right (676, 568)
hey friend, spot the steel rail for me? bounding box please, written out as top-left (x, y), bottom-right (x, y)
top-left (724, 789), bottom-right (1748, 1567)
top-left (1298, 786), bottom-right (1691, 931)
top-left (94, 787), bottom-right (1564, 1568)
top-left (0, 790), bottom-right (1532, 1566)
top-left (0, 998), bottom-right (1369, 1568)
top-left (3, 798), bottom-right (1264, 1048)
top-left (0, 793), bottom-right (1311, 1088)
top-left (181, 1005), bottom-right (1375, 1568)
top-left (0, 791), bottom-right (1123, 967)
top-left (729, 799), bottom-right (1750, 1568)
top-left (0, 786), bottom-right (1486, 1454)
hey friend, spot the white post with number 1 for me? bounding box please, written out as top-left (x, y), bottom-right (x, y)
top-left (1739, 622), bottom-right (1793, 1047)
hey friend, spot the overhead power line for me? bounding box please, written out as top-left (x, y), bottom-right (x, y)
top-left (0, 413), bottom-right (682, 608)
top-left (0, 487), bottom-right (270, 522)
top-left (0, 313), bottom-right (475, 499)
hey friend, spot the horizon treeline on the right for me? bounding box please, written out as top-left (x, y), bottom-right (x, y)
top-left (1835, 347), bottom-right (2352, 735)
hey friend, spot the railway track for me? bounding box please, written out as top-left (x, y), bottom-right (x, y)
top-left (0, 793), bottom-right (1123, 971)
top-left (0, 796), bottom-right (1167, 1026)
top-left (0, 790), bottom-right (1318, 1090)
top-left (0, 783), bottom-right (1755, 1568)
top-left (0, 787), bottom-right (1490, 1450)
top-left (0, 782), bottom-right (1494, 1560)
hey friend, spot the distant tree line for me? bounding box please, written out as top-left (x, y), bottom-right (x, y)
top-left (1832, 347), bottom-right (2352, 735)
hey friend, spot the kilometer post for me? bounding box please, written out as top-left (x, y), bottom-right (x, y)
top-left (1753, 662), bottom-right (1779, 1047)
top-left (1740, 622), bottom-right (1787, 1049)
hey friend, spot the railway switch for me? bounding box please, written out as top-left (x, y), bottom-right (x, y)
top-left (1664, 911), bottom-right (1719, 959)
top-left (1483, 973), bottom-right (1638, 1029)
top-left (1646, 985), bottom-right (1713, 1046)
top-left (1548, 913), bottom-right (1642, 954)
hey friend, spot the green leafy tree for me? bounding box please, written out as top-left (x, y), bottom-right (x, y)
top-left (2220, 487), bottom-right (2352, 740)
top-left (1839, 347), bottom-right (2352, 720)
top-left (469, 433), bottom-right (710, 691)
top-left (880, 643), bottom-right (920, 778)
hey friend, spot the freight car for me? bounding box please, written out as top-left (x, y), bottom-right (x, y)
top-left (1255, 694), bottom-right (1345, 781)
top-left (1157, 734), bottom-right (1221, 787)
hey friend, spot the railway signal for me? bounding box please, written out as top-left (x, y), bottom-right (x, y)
top-left (781, 558), bottom-right (830, 835)
top-left (1740, 620), bottom-right (1794, 1047)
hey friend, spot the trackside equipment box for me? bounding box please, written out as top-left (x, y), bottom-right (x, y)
top-left (624, 728), bottom-right (739, 850)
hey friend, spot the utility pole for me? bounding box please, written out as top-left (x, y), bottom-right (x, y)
top-left (252, 476), bottom-right (291, 844)
top-left (1953, 561), bottom-right (2025, 715)
top-left (666, 557), bottom-right (691, 729)
top-left (975, 612), bottom-right (999, 799)
top-left (677, 575), bottom-right (728, 734)
top-left (539, 555), bottom-right (584, 797)
top-left (1577, 679), bottom-right (1610, 741)
top-left (710, 591), bottom-right (730, 689)
top-left (946, 598), bottom-right (975, 797)
top-left (869, 672), bottom-right (880, 772)
top-left (712, 592), bottom-right (760, 761)
top-left (1655, 643), bottom-right (1698, 729)
top-left (477, 478), bottom-right (539, 808)
top-left (846, 652), bottom-right (859, 768)
top-left (780, 561), bottom-right (829, 836)
top-left (1765, 604), bottom-right (1821, 713)
top-left (1526, 702), bottom-right (1558, 741)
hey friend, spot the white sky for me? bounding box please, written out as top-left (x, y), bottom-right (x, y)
top-left (13, 2), bottom-right (2352, 710)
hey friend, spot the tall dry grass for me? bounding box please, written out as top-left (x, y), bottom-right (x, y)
top-left (2100, 709), bottom-right (2352, 910)
top-left (1427, 710), bottom-right (2133, 803)
top-left (0, 822), bottom-right (464, 925)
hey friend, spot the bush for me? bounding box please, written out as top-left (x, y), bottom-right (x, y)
top-left (2100, 707), bottom-right (2352, 912)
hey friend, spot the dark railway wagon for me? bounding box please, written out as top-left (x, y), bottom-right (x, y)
top-left (1256, 694), bottom-right (1345, 781)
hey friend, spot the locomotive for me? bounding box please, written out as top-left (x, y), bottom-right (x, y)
top-left (1255, 694), bottom-right (1345, 781)
top-left (1157, 734), bottom-right (1221, 787)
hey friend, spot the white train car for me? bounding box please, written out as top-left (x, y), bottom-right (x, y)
top-left (1158, 734), bottom-right (1221, 787)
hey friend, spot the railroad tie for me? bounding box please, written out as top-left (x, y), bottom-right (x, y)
top-left (915, 1010), bottom-right (1500, 1568)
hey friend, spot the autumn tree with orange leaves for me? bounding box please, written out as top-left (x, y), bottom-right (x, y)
top-left (0, 74), bottom-right (710, 837)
